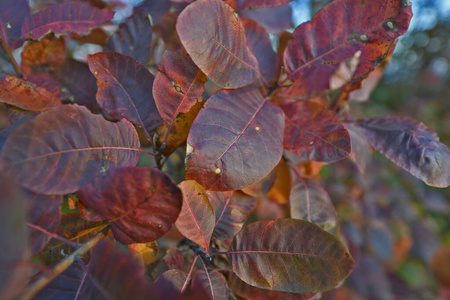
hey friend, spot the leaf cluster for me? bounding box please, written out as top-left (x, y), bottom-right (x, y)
top-left (0, 0), bottom-right (448, 299)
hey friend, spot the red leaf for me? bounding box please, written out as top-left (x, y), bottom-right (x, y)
top-left (207, 191), bottom-right (257, 240)
top-left (78, 167), bottom-right (182, 244)
top-left (282, 100), bottom-right (351, 162)
top-left (79, 240), bottom-right (153, 299)
top-left (153, 49), bottom-right (206, 126)
top-left (0, 0), bottom-right (30, 47)
top-left (192, 269), bottom-right (230, 300)
top-left (290, 177), bottom-right (338, 230)
top-left (0, 104), bottom-right (140, 195)
top-left (0, 175), bottom-right (28, 300)
top-left (242, 18), bottom-right (279, 84)
top-left (88, 52), bottom-right (162, 137)
top-left (186, 86), bottom-right (284, 191)
top-left (227, 219), bottom-right (355, 293)
top-left (176, 0), bottom-right (260, 89)
top-left (357, 116), bottom-right (450, 188)
top-left (235, 0), bottom-right (293, 11)
top-left (284, 50), bottom-right (361, 99)
top-left (0, 73), bottom-right (62, 111)
top-left (50, 59), bottom-right (99, 112)
top-left (228, 273), bottom-right (316, 300)
top-left (104, 9), bottom-right (152, 65)
top-left (175, 180), bottom-right (215, 254)
top-left (26, 190), bottom-right (62, 255)
top-left (283, 0), bottom-right (412, 90)
top-left (18, 2), bottom-right (114, 47)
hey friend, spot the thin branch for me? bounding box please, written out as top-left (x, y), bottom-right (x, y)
top-left (26, 222), bottom-right (78, 248)
top-left (21, 225), bottom-right (108, 300)
top-left (181, 255), bottom-right (198, 293)
top-left (0, 38), bottom-right (23, 77)
top-left (74, 267), bottom-right (88, 300)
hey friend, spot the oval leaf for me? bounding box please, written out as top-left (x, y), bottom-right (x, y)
top-left (242, 18), bottom-right (279, 84)
top-left (283, 0), bottom-right (412, 92)
top-left (357, 116), bottom-right (450, 188)
top-left (18, 2), bottom-right (114, 47)
top-left (0, 73), bottom-right (61, 111)
top-left (0, 0), bottom-right (30, 47)
top-left (175, 180), bottom-right (215, 253)
top-left (78, 167), bottom-right (182, 244)
top-left (192, 269), bottom-right (230, 300)
top-left (186, 86), bottom-right (285, 191)
top-left (290, 177), bottom-right (338, 230)
top-left (50, 59), bottom-right (99, 111)
top-left (0, 104), bottom-right (140, 194)
top-left (153, 48), bottom-right (207, 126)
top-left (207, 191), bottom-right (257, 240)
top-left (176, 0), bottom-right (260, 89)
top-left (228, 219), bottom-right (354, 293)
top-left (228, 273), bottom-right (316, 300)
top-left (88, 52), bottom-right (162, 136)
top-left (282, 100), bottom-right (351, 162)
top-left (104, 9), bottom-right (153, 64)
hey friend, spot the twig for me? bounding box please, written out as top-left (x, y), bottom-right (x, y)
top-left (26, 222), bottom-right (78, 248)
top-left (181, 255), bottom-right (198, 293)
top-left (0, 38), bottom-right (23, 77)
top-left (21, 225), bottom-right (108, 300)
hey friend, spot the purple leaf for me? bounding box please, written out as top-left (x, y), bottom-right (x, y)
top-left (176, 0), bottom-right (260, 89)
top-left (0, 0), bottom-right (30, 47)
top-left (357, 116), bottom-right (450, 188)
top-left (290, 177), bottom-right (338, 230)
top-left (192, 269), bottom-right (230, 300)
top-left (186, 86), bottom-right (284, 191)
top-left (242, 18), bottom-right (279, 84)
top-left (227, 219), bottom-right (354, 293)
top-left (88, 52), bottom-right (162, 137)
top-left (0, 104), bottom-right (140, 194)
top-left (26, 190), bottom-right (62, 255)
top-left (18, 2), bottom-right (114, 47)
top-left (104, 9), bottom-right (152, 65)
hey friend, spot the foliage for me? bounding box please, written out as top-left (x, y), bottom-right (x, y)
top-left (0, 0), bottom-right (448, 299)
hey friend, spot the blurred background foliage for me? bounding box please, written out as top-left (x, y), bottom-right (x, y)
top-left (291, 0), bottom-right (450, 298)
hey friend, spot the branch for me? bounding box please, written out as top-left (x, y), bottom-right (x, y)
top-left (21, 225), bottom-right (108, 300)
top-left (0, 38), bottom-right (23, 77)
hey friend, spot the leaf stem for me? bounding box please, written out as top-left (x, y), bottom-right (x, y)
top-left (0, 38), bottom-right (23, 77)
top-left (21, 225), bottom-right (108, 300)
top-left (181, 255), bottom-right (198, 293)
top-left (26, 222), bottom-right (78, 248)
top-left (139, 149), bottom-right (158, 157)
